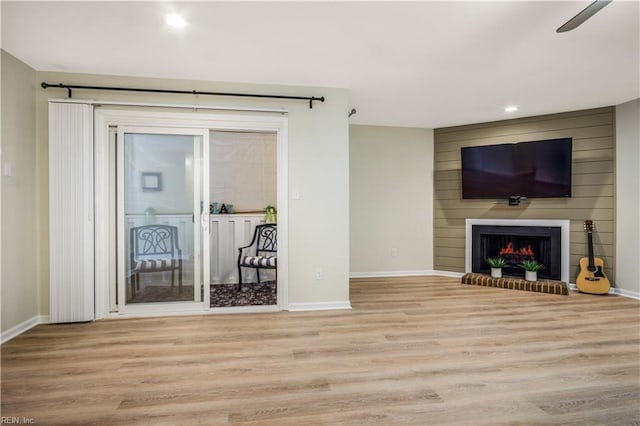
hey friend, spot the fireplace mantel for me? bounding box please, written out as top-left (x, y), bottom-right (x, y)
top-left (465, 219), bottom-right (571, 283)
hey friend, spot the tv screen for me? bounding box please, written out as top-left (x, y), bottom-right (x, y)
top-left (461, 138), bottom-right (572, 199)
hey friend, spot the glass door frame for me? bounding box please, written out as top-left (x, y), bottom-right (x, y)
top-left (93, 107), bottom-right (289, 319)
top-left (115, 125), bottom-right (210, 314)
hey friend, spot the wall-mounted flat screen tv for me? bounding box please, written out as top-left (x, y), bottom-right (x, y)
top-left (461, 137), bottom-right (572, 199)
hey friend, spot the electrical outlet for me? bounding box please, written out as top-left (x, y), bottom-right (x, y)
top-left (391, 247), bottom-right (398, 257)
top-left (315, 268), bottom-right (324, 280)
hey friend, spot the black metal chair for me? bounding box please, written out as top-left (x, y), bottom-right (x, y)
top-left (237, 224), bottom-right (277, 290)
top-left (130, 224), bottom-right (183, 298)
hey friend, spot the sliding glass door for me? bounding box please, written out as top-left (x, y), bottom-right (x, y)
top-left (208, 130), bottom-right (278, 307)
top-left (116, 127), bottom-right (209, 312)
top-left (93, 108), bottom-right (288, 318)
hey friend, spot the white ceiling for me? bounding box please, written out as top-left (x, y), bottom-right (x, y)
top-left (2, 1), bottom-right (639, 128)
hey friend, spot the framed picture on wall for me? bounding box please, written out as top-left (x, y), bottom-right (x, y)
top-left (141, 172), bottom-right (162, 191)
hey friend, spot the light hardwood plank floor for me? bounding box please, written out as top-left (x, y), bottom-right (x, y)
top-left (2, 276), bottom-right (639, 425)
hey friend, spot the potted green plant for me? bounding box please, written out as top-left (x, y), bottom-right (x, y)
top-left (518, 259), bottom-right (544, 282)
top-left (264, 205), bottom-right (277, 223)
top-left (486, 257), bottom-right (506, 278)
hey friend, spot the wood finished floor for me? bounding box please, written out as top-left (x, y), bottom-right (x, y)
top-left (1, 276), bottom-right (639, 425)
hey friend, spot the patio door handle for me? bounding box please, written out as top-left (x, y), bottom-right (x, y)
top-left (201, 211), bottom-right (209, 232)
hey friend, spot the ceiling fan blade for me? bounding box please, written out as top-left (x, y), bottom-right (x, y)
top-left (556, 0), bottom-right (613, 33)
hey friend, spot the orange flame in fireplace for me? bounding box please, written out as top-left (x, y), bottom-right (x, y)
top-left (499, 242), bottom-right (534, 257)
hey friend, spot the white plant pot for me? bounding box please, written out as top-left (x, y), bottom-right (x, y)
top-left (525, 271), bottom-right (537, 282)
top-left (491, 268), bottom-right (502, 278)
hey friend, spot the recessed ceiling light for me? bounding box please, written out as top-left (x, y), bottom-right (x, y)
top-left (505, 105), bottom-right (519, 113)
top-left (165, 14), bottom-right (186, 28)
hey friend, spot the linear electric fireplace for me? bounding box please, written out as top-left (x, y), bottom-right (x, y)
top-left (465, 219), bottom-right (570, 283)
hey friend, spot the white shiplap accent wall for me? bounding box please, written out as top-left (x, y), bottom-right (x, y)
top-left (209, 214), bottom-right (268, 284)
top-left (49, 102), bottom-right (95, 322)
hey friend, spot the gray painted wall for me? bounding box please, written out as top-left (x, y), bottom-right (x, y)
top-left (1, 50), bottom-right (39, 333)
top-left (350, 125), bottom-right (434, 275)
top-left (615, 98), bottom-right (640, 294)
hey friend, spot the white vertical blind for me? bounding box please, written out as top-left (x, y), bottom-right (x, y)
top-left (49, 102), bottom-right (94, 322)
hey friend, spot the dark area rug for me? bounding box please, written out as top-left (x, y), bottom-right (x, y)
top-left (210, 281), bottom-right (277, 307)
top-left (129, 285), bottom-right (194, 303)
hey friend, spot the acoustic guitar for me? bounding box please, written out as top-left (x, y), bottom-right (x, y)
top-left (576, 220), bottom-right (610, 295)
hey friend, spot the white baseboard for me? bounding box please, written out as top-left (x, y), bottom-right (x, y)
top-left (350, 270), bottom-right (436, 278)
top-left (288, 301), bottom-right (352, 311)
top-left (611, 287), bottom-right (640, 299)
top-left (430, 270), bottom-right (465, 278)
top-left (1, 315), bottom-right (49, 344)
top-left (350, 270), bottom-right (464, 279)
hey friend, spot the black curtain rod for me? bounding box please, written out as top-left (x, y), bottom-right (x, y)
top-left (41, 82), bottom-right (325, 109)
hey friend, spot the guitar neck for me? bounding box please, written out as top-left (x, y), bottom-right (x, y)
top-left (587, 231), bottom-right (596, 268)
